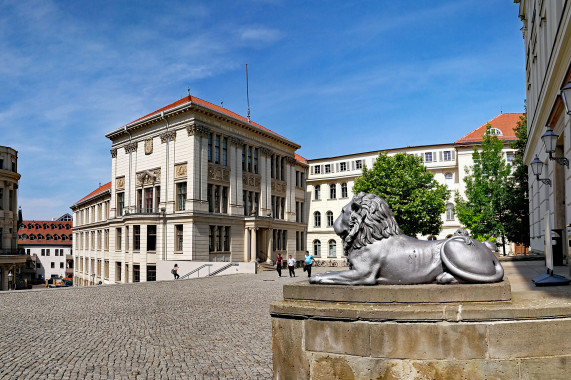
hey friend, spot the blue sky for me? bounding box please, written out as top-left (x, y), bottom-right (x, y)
top-left (0, 0), bottom-right (525, 220)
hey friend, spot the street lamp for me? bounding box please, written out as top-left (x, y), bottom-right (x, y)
top-left (530, 155), bottom-right (552, 186)
top-left (541, 125), bottom-right (569, 168)
top-left (560, 79), bottom-right (571, 115)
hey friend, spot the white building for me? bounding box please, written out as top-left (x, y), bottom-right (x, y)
top-left (516, 0), bottom-right (571, 269)
top-left (71, 95), bottom-right (308, 285)
top-left (18, 219), bottom-right (73, 281)
top-left (306, 113), bottom-right (523, 262)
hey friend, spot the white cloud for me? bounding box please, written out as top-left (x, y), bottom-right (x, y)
top-left (240, 26), bottom-right (283, 44)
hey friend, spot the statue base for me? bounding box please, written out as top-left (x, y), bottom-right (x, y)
top-left (270, 279), bottom-right (571, 379)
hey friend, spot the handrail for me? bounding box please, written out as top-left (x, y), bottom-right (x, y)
top-left (179, 264), bottom-right (213, 280)
top-left (208, 263), bottom-right (239, 277)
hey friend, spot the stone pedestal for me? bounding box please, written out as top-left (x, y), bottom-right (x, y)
top-left (270, 279), bottom-right (571, 380)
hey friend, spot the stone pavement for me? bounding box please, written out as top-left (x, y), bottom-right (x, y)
top-left (0, 265), bottom-right (323, 380)
top-left (0, 260), bottom-right (569, 380)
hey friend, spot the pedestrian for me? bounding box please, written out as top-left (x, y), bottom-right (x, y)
top-left (172, 263), bottom-right (180, 280)
top-left (287, 255), bottom-right (296, 277)
top-left (304, 250), bottom-right (314, 278)
top-left (276, 253), bottom-right (283, 277)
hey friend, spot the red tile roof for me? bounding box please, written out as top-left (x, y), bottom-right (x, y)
top-left (455, 113), bottom-right (524, 144)
top-left (294, 153), bottom-right (307, 164)
top-left (18, 220), bottom-right (73, 246)
top-left (129, 95), bottom-right (287, 140)
top-left (73, 182), bottom-right (111, 206)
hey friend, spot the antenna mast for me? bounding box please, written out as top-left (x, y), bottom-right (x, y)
top-left (246, 64), bottom-right (251, 122)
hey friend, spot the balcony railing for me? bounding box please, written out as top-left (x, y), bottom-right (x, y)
top-left (0, 248), bottom-right (27, 256)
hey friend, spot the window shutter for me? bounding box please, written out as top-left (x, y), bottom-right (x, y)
top-left (439, 152), bottom-right (443, 161)
top-left (433, 152), bottom-right (437, 161)
top-left (452, 151), bottom-right (456, 160)
top-left (336, 163), bottom-right (339, 172)
top-left (310, 166), bottom-right (314, 175)
top-left (352, 161), bottom-right (355, 170)
top-left (321, 165), bottom-right (324, 174)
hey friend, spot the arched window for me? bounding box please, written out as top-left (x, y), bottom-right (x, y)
top-left (314, 185), bottom-right (321, 200)
top-left (446, 203), bottom-right (454, 221)
top-left (329, 184), bottom-right (336, 199)
top-left (29, 234), bottom-right (36, 240)
top-left (37, 234), bottom-right (44, 241)
top-left (314, 211), bottom-right (321, 227)
top-left (428, 235), bottom-right (437, 240)
top-left (43, 223), bottom-right (49, 229)
top-left (313, 240), bottom-right (321, 258)
top-left (46, 234), bottom-right (52, 240)
top-left (21, 234), bottom-right (28, 240)
top-left (486, 127), bottom-right (503, 136)
top-left (54, 234), bottom-right (60, 241)
top-left (341, 183), bottom-right (348, 198)
top-left (445, 173), bottom-right (453, 189)
top-left (326, 211), bottom-right (334, 227)
top-left (328, 240), bottom-right (337, 258)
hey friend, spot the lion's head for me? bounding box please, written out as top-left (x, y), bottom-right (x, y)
top-left (334, 192), bottom-right (402, 255)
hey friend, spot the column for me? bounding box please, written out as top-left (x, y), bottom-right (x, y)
top-left (251, 228), bottom-right (257, 262)
top-left (244, 228), bottom-right (250, 262)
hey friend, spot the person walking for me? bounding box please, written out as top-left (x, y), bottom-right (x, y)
top-left (172, 263), bottom-right (180, 280)
top-left (304, 250), bottom-right (314, 278)
top-left (276, 253), bottom-right (283, 277)
top-left (287, 255), bottom-right (296, 277)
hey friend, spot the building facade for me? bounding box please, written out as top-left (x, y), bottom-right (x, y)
top-left (306, 113), bottom-right (522, 262)
top-left (516, 1), bottom-right (571, 269)
top-left (0, 145), bottom-right (24, 290)
top-left (18, 219), bottom-right (73, 281)
top-left (71, 96), bottom-right (308, 285)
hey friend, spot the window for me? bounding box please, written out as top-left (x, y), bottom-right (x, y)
top-left (0, 188), bottom-right (3, 210)
top-left (222, 138), bottom-right (228, 166)
top-left (446, 203), bottom-right (454, 221)
top-left (155, 186), bottom-right (161, 211)
top-left (209, 225), bottom-right (231, 252)
top-left (329, 184), bottom-right (336, 199)
top-left (424, 152), bottom-right (433, 163)
top-left (136, 189), bottom-right (143, 213)
top-left (215, 135), bottom-right (220, 164)
top-left (133, 225), bottom-right (140, 250)
top-left (341, 183), bottom-right (348, 198)
top-left (60, 262), bottom-right (64, 269)
top-left (116, 192), bottom-right (124, 216)
top-left (326, 211), bottom-right (334, 227)
top-left (314, 185), bottom-right (321, 200)
top-left (175, 225), bottom-right (183, 251)
top-left (443, 151), bottom-right (452, 161)
top-left (176, 182), bottom-right (187, 211)
top-left (324, 164), bottom-right (331, 173)
top-left (445, 173), bottom-right (453, 189)
top-left (144, 188), bottom-right (153, 213)
top-left (41, 249), bottom-right (45, 256)
top-left (328, 240), bottom-right (337, 258)
top-left (314, 211), bottom-right (321, 227)
top-left (147, 265), bottom-right (156, 282)
top-left (51, 262), bottom-right (55, 269)
top-left (506, 153), bottom-right (514, 163)
top-left (314, 165), bottom-right (321, 174)
top-left (147, 225), bottom-right (157, 251)
top-left (355, 160), bottom-right (362, 169)
top-left (116, 262), bottom-right (122, 282)
top-left (8, 190), bottom-right (13, 211)
top-left (487, 128), bottom-right (503, 136)
top-left (116, 228), bottom-right (122, 250)
top-left (340, 162), bottom-right (347, 171)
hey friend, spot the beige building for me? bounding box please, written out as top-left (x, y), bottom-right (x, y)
top-left (516, 0), bottom-right (571, 269)
top-left (0, 145), bottom-right (24, 290)
top-left (71, 96), bottom-right (308, 285)
top-left (306, 113), bottom-right (522, 262)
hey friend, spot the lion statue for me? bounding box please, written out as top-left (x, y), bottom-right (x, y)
top-left (309, 193), bottom-right (504, 285)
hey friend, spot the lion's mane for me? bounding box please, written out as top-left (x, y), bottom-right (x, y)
top-left (343, 192), bottom-right (402, 255)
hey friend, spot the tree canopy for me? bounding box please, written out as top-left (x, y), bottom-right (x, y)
top-left (454, 124), bottom-right (513, 254)
top-left (352, 152), bottom-right (449, 236)
top-left (504, 113), bottom-right (530, 247)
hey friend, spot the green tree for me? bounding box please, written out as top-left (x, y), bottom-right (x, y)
top-left (353, 152), bottom-right (449, 236)
top-left (454, 124), bottom-right (512, 255)
top-left (504, 113), bottom-right (529, 250)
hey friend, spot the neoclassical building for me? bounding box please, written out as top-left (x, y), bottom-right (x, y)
top-left (516, 1), bottom-right (571, 269)
top-left (0, 145), bottom-right (24, 290)
top-left (306, 113), bottom-right (522, 262)
top-left (71, 96), bottom-right (308, 285)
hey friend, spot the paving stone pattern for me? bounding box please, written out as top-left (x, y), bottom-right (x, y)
top-left (0, 267), bottom-right (320, 380)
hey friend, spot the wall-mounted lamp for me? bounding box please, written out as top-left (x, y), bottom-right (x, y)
top-left (530, 155), bottom-right (552, 186)
top-left (560, 79), bottom-right (571, 114)
top-left (541, 125), bottom-right (569, 168)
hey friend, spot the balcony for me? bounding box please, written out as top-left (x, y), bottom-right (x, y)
top-left (0, 248), bottom-right (26, 256)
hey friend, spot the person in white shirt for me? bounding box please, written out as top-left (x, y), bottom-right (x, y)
top-left (287, 255), bottom-right (296, 277)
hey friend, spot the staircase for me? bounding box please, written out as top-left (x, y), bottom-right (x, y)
top-left (207, 263), bottom-right (239, 277)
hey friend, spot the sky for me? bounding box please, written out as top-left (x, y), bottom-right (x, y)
top-left (0, 0), bottom-right (525, 221)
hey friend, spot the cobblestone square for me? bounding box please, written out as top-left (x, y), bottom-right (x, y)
top-left (0, 268), bottom-right (318, 380)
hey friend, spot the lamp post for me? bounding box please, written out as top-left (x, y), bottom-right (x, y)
top-left (541, 126), bottom-right (569, 168)
top-left (530, 155), bottom-right (552, 186)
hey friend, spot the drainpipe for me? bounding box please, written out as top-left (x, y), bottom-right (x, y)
top-left (161, 111), bottom-right (169, 262)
